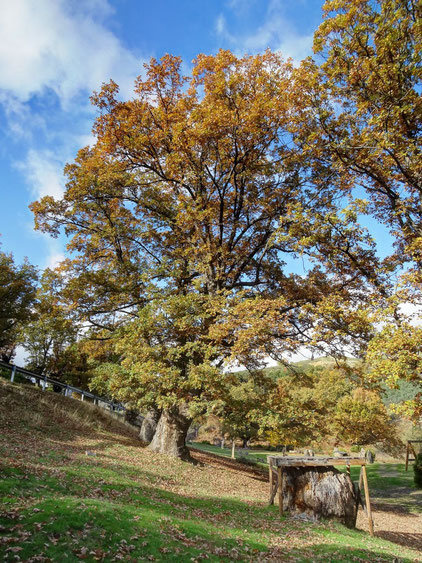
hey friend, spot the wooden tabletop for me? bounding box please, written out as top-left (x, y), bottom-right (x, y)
top-left (267, 456), bottom-right (367, 467)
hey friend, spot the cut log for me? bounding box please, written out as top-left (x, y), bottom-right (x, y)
top-left (279, 466), bottom-right (358, 528)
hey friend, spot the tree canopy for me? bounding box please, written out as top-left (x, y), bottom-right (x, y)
top-left (31, 49), bottom-right (392, 458)
top-left (22, 268), bottom-right (78, 375)
top-left (306, 0), bottom-right (421, 267)
top-left (284, 0), bottom-right (422, 418)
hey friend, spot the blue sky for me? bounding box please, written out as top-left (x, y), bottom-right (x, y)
top-left (0, 0), bottom-right (393, 272)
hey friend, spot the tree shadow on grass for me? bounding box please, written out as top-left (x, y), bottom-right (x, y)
top-left (376, 530), bottom-right (422, 552)
top-left (372, 498), bottom-right (422, 516)
top-left (190, 447), bottom-right (268, 483)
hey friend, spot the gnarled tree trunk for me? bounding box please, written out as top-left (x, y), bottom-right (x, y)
top-left (148, 406), bottom-right (192, 461)
top-left (139, 407), bottom-right (162, 444)
top-left (280, 466), bottom-right (358, 528)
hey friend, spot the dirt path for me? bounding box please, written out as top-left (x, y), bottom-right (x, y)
top-left (356, 466), bottom-right (422, 553)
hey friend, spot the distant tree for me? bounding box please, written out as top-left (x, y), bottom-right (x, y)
top-left (0, 249), bottom-right (37, 361)
top-left (332, 388), bottom-right (398, 448)
top-left (366, 320), bottom-right (422, 419)
top-left (217, 373), bottom-right (269, 448)
top-left (22, 269), bottom-right (78, 376)
top-left (32, 51), bottom-right (381, 460)
top-left (260, 370), bottom-right (325, 448)
top-left (260, 366), bottom-right (398, 450)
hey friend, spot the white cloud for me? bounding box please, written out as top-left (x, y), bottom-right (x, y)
top-left (0, 0), bottom-right (143, 107)
top-left (25, 227), bottom-right (66, 270)
top-left (45, 247), bottom-right (66, 269)
top-left (216, 0), bottom-right (313, 64)
top-left (14, 345), bottom-right (28, 366)
top-left (398, 302), bottom-right (422, 327)
top-left (215, 15), bottom-right (229, 38)
top-left (20, 149), bottom-right (65, 200)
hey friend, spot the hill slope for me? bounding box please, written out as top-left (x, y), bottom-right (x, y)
top-left (0, 379), bottom-right (420, 562)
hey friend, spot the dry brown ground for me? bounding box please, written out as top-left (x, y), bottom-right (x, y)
top-left (357, 488), bottom-right (422, 553)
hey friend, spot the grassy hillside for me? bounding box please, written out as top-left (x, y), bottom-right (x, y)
top-left (293, 356), bottom-right (360, 371)
top-left (234, 356), bottom-right (422, 409)
top-left (234, 355), bottom-right (361, 380)
top-left (0, 379), bottom-right (420, 562)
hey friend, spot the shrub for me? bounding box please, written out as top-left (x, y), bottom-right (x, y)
top-left (414, 453), bottom-right (422, 488)
top-left (237, 455), bottom-right (258, 467)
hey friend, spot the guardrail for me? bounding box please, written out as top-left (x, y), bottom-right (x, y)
top-left (0, 360), bottom-right (126, 413)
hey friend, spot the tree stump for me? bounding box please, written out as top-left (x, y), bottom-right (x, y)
top-left (280, 466), bottom-right (358, 528)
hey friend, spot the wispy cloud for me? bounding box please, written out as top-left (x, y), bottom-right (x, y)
top-left (0, 0), bottom-right (147, 268)
top-left (19, 149), bottom-right (65, 200)
top-left (216, 0), bottom-right (313, 63)
top-left (0, 0), bottom-right (143, 107)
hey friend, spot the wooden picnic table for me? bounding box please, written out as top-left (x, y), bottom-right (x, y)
top-left (267, 455), bottom-right (374, 536)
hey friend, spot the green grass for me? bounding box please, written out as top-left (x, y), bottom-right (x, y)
top-left (341, 463), bottom-right (418, 493)
top-left (1, 379), bottom-right (420, 562)
top-left (0, 466), bottom-right (271, 561)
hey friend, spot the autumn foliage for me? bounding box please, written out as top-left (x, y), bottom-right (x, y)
top-left (30, 48), bottom-right (388, 457)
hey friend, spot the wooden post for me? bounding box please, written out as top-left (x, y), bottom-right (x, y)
top-left (269, 458), bottom-right (274, 505)
top-left (81, 393), bottom-right (84, 401)
top-left (278, 467), bottom-right (283, 516)
top-left (10, 365), bottom-right (16, 383)
top-left (361, 465), bottom-right (374, 537)
top-left (231, 440), bottom-right (235, 459)
top-left (42, 375), bottom-right (47, 391)
top-left (405, 442), bottom-right (409, 471)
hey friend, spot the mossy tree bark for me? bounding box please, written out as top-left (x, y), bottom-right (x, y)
top-left (139, 407), bottom-right (162, 444)
top-left (147, 406), bottom-right (192, 461)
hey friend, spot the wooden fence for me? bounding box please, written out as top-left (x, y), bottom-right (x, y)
top-left (0, 359), bottom-right (126, 413)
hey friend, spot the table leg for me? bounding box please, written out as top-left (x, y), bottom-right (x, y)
top-left (362, 465), bottom-right (374, 537)
top-left (278, 467), bottom-right (283, 516)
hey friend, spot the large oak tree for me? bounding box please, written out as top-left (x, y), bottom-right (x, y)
top-left (32, 51), bottom-right (380, 459)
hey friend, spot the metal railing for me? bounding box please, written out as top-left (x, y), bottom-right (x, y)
top-left (0, 360), bottom-right (125, 413)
